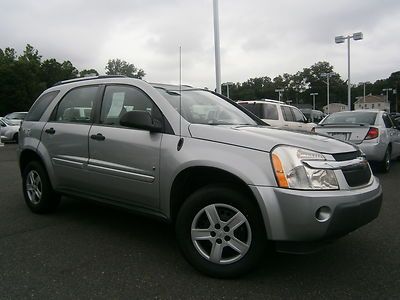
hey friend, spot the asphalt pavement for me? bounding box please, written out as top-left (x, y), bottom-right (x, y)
top-left (0, 144), bottom-right (399, 299)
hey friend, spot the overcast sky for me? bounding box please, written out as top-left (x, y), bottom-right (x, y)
top-left (1, 0), bottom-right (399, 89)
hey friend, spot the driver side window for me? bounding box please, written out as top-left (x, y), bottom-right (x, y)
top-left (100, 85), bottom-right (162, 127)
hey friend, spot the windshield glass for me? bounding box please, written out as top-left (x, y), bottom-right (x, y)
top-left (156, 88), bottom-right (257, 125)
top-left (6, 112), bottom-right (27, 120)
top-left (321, 111), bottom-right (377, 125)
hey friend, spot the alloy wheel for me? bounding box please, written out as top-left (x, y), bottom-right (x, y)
top-left (191, 203), bottom-right (252, 265)
top-left (26, 170), bottom-right (42, 205)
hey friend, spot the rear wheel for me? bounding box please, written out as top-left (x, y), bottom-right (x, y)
top-left (22, 161), bottom-right (60, 213)
top-left (176, 185), bottom-right (267, 278)
top-left (378, 147), bottom-right (391, 173)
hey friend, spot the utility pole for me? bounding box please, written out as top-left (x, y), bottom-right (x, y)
top-left (321, 72), bottom-right (334, 114)
top-left (310, 93), bottom-right (318, 110)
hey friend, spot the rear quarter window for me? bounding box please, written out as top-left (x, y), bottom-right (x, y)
top-left (25, 91), bottom-right (60, 121)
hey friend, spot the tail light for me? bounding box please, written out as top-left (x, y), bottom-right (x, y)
top-left (365, 127), bottom-right (379, 140)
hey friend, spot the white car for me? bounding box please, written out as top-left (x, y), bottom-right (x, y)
top-left (314, 110), bottom-right (400, 172)
top-left (238, 100), bottom-right (316, 132)
top-left (0, 117), bottom-right (20, 142)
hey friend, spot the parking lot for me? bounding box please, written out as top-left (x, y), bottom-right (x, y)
top-left (0, 143), bottom-right (399, 299)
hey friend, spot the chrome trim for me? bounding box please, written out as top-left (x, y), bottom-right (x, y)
top-left (302, 157), bottom-right (366, 170)
top-left (86, 164), bottom-right (155, 183)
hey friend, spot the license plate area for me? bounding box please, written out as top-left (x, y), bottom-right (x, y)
top-left (328, 132), bottom-right (350, 141)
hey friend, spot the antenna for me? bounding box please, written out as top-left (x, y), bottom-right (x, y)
top-left (177, 46), bottom-right (184, 151)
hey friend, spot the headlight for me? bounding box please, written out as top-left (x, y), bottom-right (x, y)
top-left (271, 146), bottom-right (339, 190)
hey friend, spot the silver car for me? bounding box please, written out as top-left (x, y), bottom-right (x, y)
top-left (314, 110), bottom-right (400, 172)
top-left (0, 117), bottom-right (20, 142)
top-left (18, 76), bottom-right (382, 278)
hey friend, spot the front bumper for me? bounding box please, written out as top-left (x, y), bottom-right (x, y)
top-left (250, 177), bottom-right (382, 243)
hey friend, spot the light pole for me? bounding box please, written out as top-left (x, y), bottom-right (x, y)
top-left (222, 82), bottom-right (234, 98)
top-left (335, 32), bottom-right (363, 111)
top-left (321, 72), bottom-right (334, 114)
top-left (213, 0), bottom-right (221, 94)
top-left (310, 92), bottom-right (318, 110)
top-left (383, 88), bottom-right (393, 112)
top-left (275, 89), bottom-right (284, 101)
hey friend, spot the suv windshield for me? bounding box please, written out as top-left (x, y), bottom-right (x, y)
top-left (322, 111), bottom-right (377, 125)
top-left (156, 88), bottom-right (257, 125)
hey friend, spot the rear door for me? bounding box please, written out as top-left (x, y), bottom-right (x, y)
top-left (41, 85), bottom-right (99, 191)
top-left (86, 84), bottom-right (163, 209)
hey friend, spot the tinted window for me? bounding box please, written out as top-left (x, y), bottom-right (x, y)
top-left (281, 106), bottom-right (294, 121)
top-left (25, 91), bottom-right (59, 121)
top-left (101, 85), bottom-right (162, 126)
top-left (239, 103), bottom-right (262, 117)
top-left (292, 108), bottom-right (306, 122)
top-left (55, 86), bottom-right (98, 123)
top-left (382, 114), bottom-right (394, 128)
top-left (262, 103), bottom-right (278, 120)
top-left (239, 103), bottom-right (278, 120)
top-left (321, 112), bottom-right (377, 125)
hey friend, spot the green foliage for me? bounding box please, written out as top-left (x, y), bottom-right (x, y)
top-left (105, 58), bottom-right (145, 79)
top-left (228, 61), bottom-right (399, 111)
top-left (79, 69), bottom-right (99, 77)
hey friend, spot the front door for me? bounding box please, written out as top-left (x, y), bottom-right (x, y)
top-left (86, 84), bottom-right (163, 209)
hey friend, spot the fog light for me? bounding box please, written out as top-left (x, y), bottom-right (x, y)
top-left (315, 206), bottom-right (331, 222)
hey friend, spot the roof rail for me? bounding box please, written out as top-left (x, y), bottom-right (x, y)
top-left (52, 75), bottom-right (127, 87)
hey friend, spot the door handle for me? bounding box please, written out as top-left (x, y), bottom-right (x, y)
top-left (45, 128), bottom-right (56, 134)
top-left (90, 133), bottom-right (105, 141)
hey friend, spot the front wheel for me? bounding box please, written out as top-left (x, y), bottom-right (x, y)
top-left (176, 185), bottom-right (267, 278)
top-left (22, 161), bottom-right (60, 214)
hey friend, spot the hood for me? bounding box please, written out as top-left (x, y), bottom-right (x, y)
top-left (188, 124), bottom-right (356, 154)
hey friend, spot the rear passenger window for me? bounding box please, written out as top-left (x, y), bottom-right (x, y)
top-left (25, 91), bottom-right (59, 121)
top-left (281, 106), bottom-right (294, 121)
top-left (292, 108), bottom-right (306, 122)
top-left (100, 85), bottom-right (162, 127)
top-left (262, 103), bottom-right (278, 120)
top-left (382, 114), bottom-right (393, 128)
top-left (55, 86), bottom-right (98, 123)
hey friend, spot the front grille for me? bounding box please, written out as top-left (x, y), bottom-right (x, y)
top-left (341, 162), bottom-right (371, 187)
top-left (332, 150), bottom-right (361, 161)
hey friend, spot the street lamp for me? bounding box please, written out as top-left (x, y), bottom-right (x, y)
top-left (383, 88), bottom-right (393, 112)
top-left (321, 72), bottom-right (334, 114)
top-left (213, 0), bottom-right (221, 94)
top-left (222, 82), bottom-right (234, 98)
top-left (275, 89), bottom-right (284, 101)
top-left (382, 88), bottom-right (393, 102)
top-left (310, 92), bottom-right (318, 110)
top-left (335, 32), bottom-right (364, 111)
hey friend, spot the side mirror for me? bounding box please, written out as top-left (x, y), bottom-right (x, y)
top-left (120, 111), bottom-right (162, 132)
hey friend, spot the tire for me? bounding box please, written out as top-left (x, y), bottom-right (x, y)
top-left (22, 161), bottom-right (60, 214)
top-left (13, 133), bottom-right (18, 143)
top-left (175, 185), bottom-right (267, 278)
top-left (378, 147), bottom-right (391, 173)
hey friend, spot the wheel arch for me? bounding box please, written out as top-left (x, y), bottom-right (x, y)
top-left (169, 166), bottom-right (269, 235)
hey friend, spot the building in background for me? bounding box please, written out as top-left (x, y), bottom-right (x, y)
top-left (322, 103), bottom-right (348, 114)
top-left (354, 94), bottom-right (390, 112)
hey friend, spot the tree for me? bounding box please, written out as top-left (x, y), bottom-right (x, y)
top-left (79, 68), bottom-right (99, 77)
top-left (105, 58), bottom-right (145, 78)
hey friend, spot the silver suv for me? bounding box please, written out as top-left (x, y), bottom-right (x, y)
top-left (18, 76), bottom-right (382, 278)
